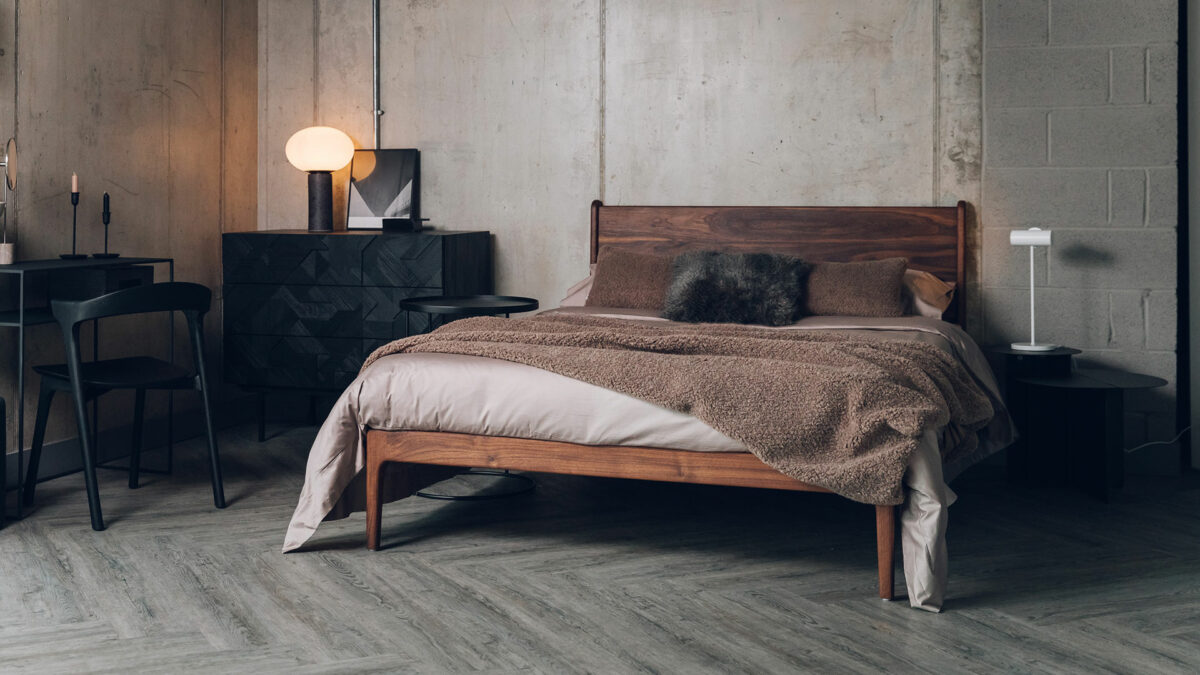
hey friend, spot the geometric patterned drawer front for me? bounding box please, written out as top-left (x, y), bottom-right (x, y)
top-left (225, 334), bottom-right (366, 390)
top-left (223, 232), bottom-right (367, 286)
top-left (362, 286), bottom-right (438, 339)
top-left (222, 230), bottom-right (491, 392)
top-left (361, 235), bottom-right (442, 287)
top-left (225, 284), bottom-right (365, 338)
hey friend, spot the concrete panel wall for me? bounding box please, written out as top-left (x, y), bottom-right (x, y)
top-left (981, 0), bottom-right (1180, 473)
top-left (259, 0), bottom-right (981, 317)
top-left (0, 0), bottom-right (257, 460)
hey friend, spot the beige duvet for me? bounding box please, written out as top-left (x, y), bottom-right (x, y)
top-left (284, 307), bottom-right (1013, 612)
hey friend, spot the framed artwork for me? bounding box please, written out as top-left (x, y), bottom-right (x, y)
top-left (347, 149), bottom-right (421, 230)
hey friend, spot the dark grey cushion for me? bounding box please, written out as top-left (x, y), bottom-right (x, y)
top-left (661, 251), bottom-right (810, 326)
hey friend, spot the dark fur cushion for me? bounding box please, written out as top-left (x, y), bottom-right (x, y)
top-left (661, 251), bottom-right (811, 326)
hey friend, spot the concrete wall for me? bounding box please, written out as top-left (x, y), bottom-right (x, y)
top-left (0, 0), bottom-right (257, 464)
top-left (981, 0), bottom-right (1180, 472)
top-left (258, 0), bottom-right (982, 313)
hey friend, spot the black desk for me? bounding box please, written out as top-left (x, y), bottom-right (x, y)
top-left (0, 257), bottom-right (174, 523)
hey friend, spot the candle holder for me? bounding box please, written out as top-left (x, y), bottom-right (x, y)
top-left (60, 191), bottom-right (86, 260)
top-left (92, 192), bottom-right (119, 258)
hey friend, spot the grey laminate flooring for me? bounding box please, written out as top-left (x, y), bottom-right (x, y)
top-left (1, 425), bottom-right (1198, 674)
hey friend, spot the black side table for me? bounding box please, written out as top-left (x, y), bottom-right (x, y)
top-left (399, 294), bottom-right (539, 333)
top-left (398, 294), bottom-right (539, 501)
top-left (987, 346), bottom-right (1167, 501)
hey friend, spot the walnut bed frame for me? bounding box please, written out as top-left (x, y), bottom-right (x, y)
top-left (366, 200), bottom-right (967, 601)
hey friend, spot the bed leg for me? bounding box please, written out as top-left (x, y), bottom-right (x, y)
top-left (876, 504), bottom-right (896, 601)
top-left (366, 455), bottom-right (385, 551)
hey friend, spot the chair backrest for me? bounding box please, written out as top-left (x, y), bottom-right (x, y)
top-left (50, 282), bottom-right (212, 328)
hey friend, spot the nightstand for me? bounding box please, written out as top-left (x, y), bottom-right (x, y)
top-left (987, 346), bottom-right (1167, 501)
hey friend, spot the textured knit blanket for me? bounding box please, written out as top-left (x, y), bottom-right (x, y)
top-left (362, 314), bottom-right (994, 505)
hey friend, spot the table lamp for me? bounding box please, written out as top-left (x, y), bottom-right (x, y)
top-left (285, 126), bottom-right (355, 232)
top-left (1009, 227), bottom-right (1056, 351)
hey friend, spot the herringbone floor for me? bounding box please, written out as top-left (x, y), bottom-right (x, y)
top-left (1, 425), bottom-right (1198, 673)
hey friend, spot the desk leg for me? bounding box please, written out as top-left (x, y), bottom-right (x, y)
top-left (1067, 390), bottom-right (1123, 501)
top-left (167, 261), bottom-right (175, 473)
top-left (91, 320), bottom-right (99, 462)
top-left (15, 274), bottom-right (24, 518)
top-left (257, 392), bottom-right (266, 443)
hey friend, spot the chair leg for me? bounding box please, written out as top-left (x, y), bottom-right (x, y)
top-left (69, 383), bottom-right (104, 531)
top-left (128, 388), bottom-right (146, 489)
top-left (23, 385), bottom-right (57, 506)
top-left (197, 380), bottom-right (226, 509)
top-left (876, 504), bottom-right (896, 601)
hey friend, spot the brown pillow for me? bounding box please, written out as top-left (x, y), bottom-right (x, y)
top-left (585, 248), bottom-right (673, 310)
top-left (803, 258), bottom-right (908, 317)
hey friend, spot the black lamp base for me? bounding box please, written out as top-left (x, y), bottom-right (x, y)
top-left (307, 171), bottom-right (333, 232)
top-left (59, 253), bottom-right (87, 260)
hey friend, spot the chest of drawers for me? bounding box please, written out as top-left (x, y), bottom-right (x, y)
top-left (222, 230), bottom-right (491, 391)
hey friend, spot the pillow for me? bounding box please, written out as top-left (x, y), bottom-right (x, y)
top-left (903, 269), bottom-right (956, 319)
top-left (558, 265), bottom-right (596, 307)
top-left (802, 258), bottom-right (907, 317)
top-left (585, 249), bottom-right (673, 309)
top-left (661, 251), bottom-right (810, 326)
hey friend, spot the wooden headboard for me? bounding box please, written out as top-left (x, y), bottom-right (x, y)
top-left (590, 200), bottom-right (967, 324)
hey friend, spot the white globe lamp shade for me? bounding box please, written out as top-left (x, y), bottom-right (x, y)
top-left (285, 126), bottom-right (355, 172)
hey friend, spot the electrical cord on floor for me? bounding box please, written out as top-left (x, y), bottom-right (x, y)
top-left (1124, 425), bottom-right (1191, 453)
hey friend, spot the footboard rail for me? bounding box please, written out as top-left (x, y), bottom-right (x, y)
top-left (364, 429), bottom-right (896, 600)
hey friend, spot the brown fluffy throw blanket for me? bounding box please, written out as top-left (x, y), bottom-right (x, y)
top-left (362, 314), bottom-right (994, 505)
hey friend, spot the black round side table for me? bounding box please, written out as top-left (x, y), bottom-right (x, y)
top-left (398, 294), bottom-right (539, 501)
top-left (399, 294), bottom-right (539, 334)
top-left (985, 345), bottom-right (1167, 501)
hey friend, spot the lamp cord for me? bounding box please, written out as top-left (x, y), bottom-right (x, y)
top-left (1124, 425), bottom-right (1191, 454)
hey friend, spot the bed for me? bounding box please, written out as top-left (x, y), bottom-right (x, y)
top-left (284, 200), bottom-right (1012, 612)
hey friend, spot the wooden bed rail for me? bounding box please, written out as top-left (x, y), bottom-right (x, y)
top-left (364, 430), bottom-right (897, 601)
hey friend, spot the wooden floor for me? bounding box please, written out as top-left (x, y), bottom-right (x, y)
top-left (1, 426), bottom-right (1199, 674)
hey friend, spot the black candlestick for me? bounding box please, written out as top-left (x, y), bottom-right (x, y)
top-left (60, 191), bottom-right (86, 259)
top-left (93, 191), bottom-right (118, 258)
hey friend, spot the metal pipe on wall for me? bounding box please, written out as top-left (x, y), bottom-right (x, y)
top-left (373, 0), bottom-right (382, 149)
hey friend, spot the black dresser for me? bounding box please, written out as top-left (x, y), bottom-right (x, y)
top-left (222, 230), bottom-right (491, 392)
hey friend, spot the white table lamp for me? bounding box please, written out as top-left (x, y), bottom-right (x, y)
top-left (1009, 227), bottom-right (1056, 351)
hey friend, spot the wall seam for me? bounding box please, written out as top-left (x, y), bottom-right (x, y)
top-left (932, 0), bottom-right (941, 204)
top-left (979, 0), bottom-right (988, 340)
top-left (597, 0), bottom-right (606, 203)
top-left (312, 0), bottom-right (320, 124)
top-left (220, 0), bottom-right (226, 236)
top-left (11, 0), bottom-right (17, 243)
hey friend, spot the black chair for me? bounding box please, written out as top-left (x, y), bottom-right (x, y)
top-left (23, 282), bottom-right (225, 530)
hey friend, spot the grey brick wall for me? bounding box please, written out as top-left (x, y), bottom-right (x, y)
top-left (982, 0), bottom-right (1179, 473)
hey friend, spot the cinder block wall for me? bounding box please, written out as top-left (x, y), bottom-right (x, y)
top-left (981, 0), bottom-right (1180, 473)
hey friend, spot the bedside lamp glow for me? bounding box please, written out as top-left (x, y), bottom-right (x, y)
top-left (285, 126), bottom-right (355, 231)
top-left (1009, 227), bottom-right (1056, 352)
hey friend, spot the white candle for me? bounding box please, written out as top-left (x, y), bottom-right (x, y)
top-left (71, 172), bottom-right (78, 193)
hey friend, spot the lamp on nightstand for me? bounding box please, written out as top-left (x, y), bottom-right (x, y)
top-left (285, 126), bottom-right (356, 232)
top-left (1010, 227), bottom-right (1056, 352)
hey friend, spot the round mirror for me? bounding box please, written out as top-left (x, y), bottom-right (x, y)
top-left (5, 138), bottom-right (15, 190)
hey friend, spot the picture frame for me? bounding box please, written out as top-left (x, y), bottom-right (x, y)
top-left (346, 148), bottom-right (421, 231)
